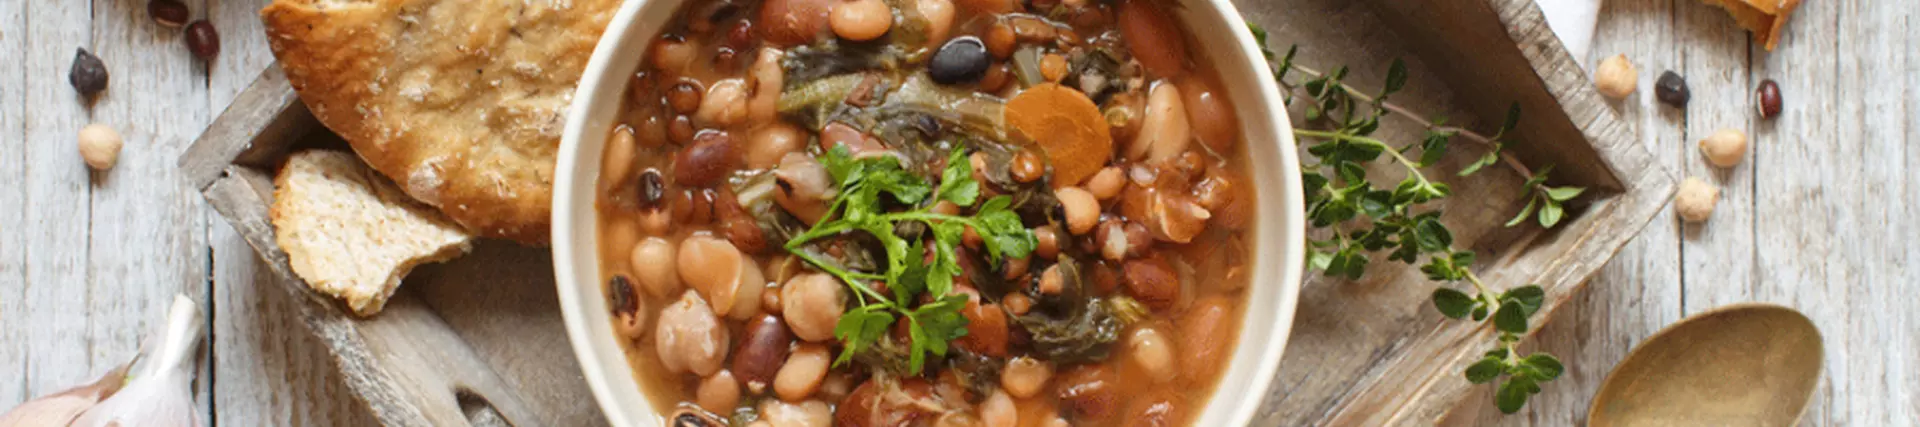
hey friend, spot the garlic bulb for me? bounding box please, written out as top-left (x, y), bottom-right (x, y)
top-left (0, 363), bottom-right (130, 427)
top-left (71, 295), bottom-right (205, 427)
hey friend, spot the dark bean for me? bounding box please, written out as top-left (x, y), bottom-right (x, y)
top-left (185, 20), bottom-right (220, 61)
top-left (668, 115), bottom-right (696, 144)
top-left (725, 21), bottom-right (756, 50)
top-left (1756, 79), bottom-right (1782, 119)
top-left (930, 36), bottom-right (991, 85)
top-left (666, 80), bottom-right (704, 114)
top-left (1654, 71), bottom-right (1689, 107)
top-left (1056, 364), bottom-right (1119, 421)
top-left (636, 169), bottom-right (666, 208)
top-left (1122, 257), bottom-right (1178, 311)
top-left (627, 72), bottom-right (658, 105)
top-left (68, 48), bottom-right (108, 99)
top-left (732, 314), bottom-right (794, 390)
top-left (714, 47), bottom-right (741, 74)
top-left (674, 131), bottom-right (742, 187)
top-left (608, 276), bottom-right (638, 315)
top-left (148, 0), bottom-right (189, 28)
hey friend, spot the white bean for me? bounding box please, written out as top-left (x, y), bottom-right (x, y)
top-left (748, 122), bottom-right (808, 170)
top-left (1129, 82), bottom-right (1191, 164)
top-left (774, 343), bottom-right (832, 401)
top-left (655, 290), bottom-right (730, 376)
top-left (1000, 356), bottom-right (1052, 398)
top-left (697, 370), bottom-right (742, 413)
top-left (981, 389), bottom-right (1018, 427)
top-left (781, 273), bottom-right (846, 342)
top-left (631, 237), bottom-right (681, 297)
top-left (748, 48), bottom-right (788, 124)
top-left (1128, 326), bottom-right (1177, 384)
top-left (678, 235), bottom-right (745, 315)
top-left (697, 78), bottom-right (751, 127)
top-left (759, 399), bottom-right (833, 427)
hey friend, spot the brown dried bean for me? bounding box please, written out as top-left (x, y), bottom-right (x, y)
top-left (149, 0), bottom-right (189, 28)
top-left (733, 314), bottom-right (794, 391)
top-left (1033, 226), bottom-right (1060, 259)
top-left (1056, 364), bottom-right (1119, 421)
top-left (1122, 257), bottom-right (1178, 311)
top-left (667, 79), bottom-right (705, 114)
top-left (669, 115), bottom-right (697, 145)
top-left (674, 131), bottom-right (742, 187)
top-left (186, 20), bottom-right (220, 61)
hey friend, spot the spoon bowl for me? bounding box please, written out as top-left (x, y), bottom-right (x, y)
top-left (1588, 303), bottom-right (1822, 427)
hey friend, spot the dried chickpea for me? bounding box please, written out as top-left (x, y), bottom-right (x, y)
top-left (1593, 54), bottom-right (1637, 99)
top-left (78, 123), bottom-right (122, 171)
top-left (1675, 177), bottom-right (1718, 223)
top-left (1699, 128), bottom-right (1748, 167)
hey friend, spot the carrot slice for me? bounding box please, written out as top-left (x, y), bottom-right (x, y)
top-left (1005, 83), bottom-right (1112, 185)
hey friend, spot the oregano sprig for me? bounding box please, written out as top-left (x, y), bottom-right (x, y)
top-left (1250, 22), bottom-right (1572, 413)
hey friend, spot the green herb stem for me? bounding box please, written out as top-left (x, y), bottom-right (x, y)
top-left (1285, 64), bottom-right (1538, 181)
top-left (1292, 129), bottom-right (1435, 187)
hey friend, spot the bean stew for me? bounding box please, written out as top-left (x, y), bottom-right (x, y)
top-left (596, 0), bottom-right (1255, 424)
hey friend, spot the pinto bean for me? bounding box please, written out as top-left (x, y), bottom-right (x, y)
top-left (957, 300), bottom-right (1010, 357)
top-left (761, 0), bottom-right (833, 46)
top-left (602, 126), bottom-right (639, 189)
top-left (679, 235), bottom-right (744, 305)
top-left (656, 290), bottom-right (731, 376)
top-left (1055, 364), bottom-right (1119, 421)
top-left (1120, 390), bottom-right (1186, 427)
top-left (1117, 0), bottom-right (1189, 78)
top-left (836, 379), bottom-right (938, 427)
top-left (781, 273), bottom-right (847, 342)
top-left (1179, 296), bottom-right (1234, 380)
top-left (734, 314), bottom-right (795, 392)
top-left (1123, 257), bottom-right (1180, 311)
top-left (1183, 82), bottom-right (1238, 154)
top-left (774, 343), bottom-right (832, 401)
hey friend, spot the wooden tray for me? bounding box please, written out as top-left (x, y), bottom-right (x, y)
top-left (180, 0), bottom-right (1669, 425)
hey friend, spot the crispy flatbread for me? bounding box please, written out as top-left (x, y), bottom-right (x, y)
top-left (262, 0), bottom-right (621, 243)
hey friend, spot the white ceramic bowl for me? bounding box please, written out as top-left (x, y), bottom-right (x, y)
top-left (553, 0), bottom-right (1306, 424)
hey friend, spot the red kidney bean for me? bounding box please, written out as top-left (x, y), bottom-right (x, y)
top-left (1056, 364), bottom-right (1119, 421)
top-left (733, 314), bottom-right (794, 391)
top-left (674, 131), bottom-right (742, 187)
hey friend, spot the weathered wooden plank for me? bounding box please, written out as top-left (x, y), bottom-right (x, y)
top-left (1449, 0), bottom-right (1691, 423)
top-left (0, 0), bottom-right (31, 410)
top-left (16, 0), bottom-right (100, 406)
top-left (1751, 0), bottom-right (1847, 424)
top-left (205, 0), bottom-right (384, 423)
top-left (1822, 1), bottom-right (1916, 424)
top-left (1674, 0), bottom-right (1756, 314)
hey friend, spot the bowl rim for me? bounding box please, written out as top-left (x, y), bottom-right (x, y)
top-left (554, 0), bottom-right (1306, 424)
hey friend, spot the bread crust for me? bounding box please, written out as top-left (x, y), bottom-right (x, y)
top-left (262, 0), bottom-right (620, 243)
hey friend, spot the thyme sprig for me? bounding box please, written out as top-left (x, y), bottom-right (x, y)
top-left (1249, 23), bottom-right (1572, 413)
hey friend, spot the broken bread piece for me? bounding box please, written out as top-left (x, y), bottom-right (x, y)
top-left (1699, 0), bottom-right (1801, 50)
top-left (271, 150), bottom-right (473, 316)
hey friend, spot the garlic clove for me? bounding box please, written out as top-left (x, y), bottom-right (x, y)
top-left (71, 295), bottom-right (205, 427)
top-left (0, 362), bottom-right (131, 427)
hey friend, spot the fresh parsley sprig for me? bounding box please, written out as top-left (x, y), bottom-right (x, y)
top-left (1249, 22), bottom-right (1570, 413)
top-left (785, 145), bottom-right (1036, 374)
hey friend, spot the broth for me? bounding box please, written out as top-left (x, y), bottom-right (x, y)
top-left (595, 0), bottom-right (1254, 424)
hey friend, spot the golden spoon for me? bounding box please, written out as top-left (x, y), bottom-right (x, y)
top-left (1587, 303), bottom-right (1822, 427)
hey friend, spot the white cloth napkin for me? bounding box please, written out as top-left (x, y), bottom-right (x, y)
top-left (1537, 0), bottom-right (1603, 65)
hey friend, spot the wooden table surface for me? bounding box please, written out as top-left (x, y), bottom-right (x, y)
top-left (1, 0), bottom-right (1912, 425)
